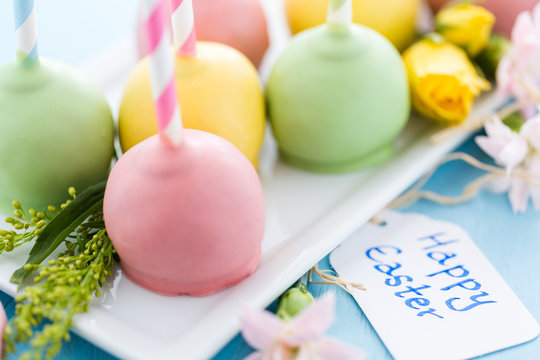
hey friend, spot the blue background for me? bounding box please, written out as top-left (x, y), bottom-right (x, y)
top-left (0, 1), bottom-right (539, 359)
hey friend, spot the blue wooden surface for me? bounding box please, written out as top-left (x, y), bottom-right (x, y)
top-left (1, 1), bottom-right (539, 359)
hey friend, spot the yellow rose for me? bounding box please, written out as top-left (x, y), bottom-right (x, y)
top-left (402, 37), bottom-right (491, 126)
top-left (436, 4), bottom-right (495, 57)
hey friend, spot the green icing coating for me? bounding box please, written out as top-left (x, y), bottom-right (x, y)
top-left (0, 59), bottom-right (114, 213)
top-left (266, 24), bottom-right (410, 173)
top-left (15, 50), bottom-right (39, 68)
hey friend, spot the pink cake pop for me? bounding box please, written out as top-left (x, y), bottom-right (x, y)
top-left (103, 0), bottom-right (265, 296)
top-left (136, 0), bottom-right (269, 67)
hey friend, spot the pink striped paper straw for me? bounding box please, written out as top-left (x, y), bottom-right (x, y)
top-left (327, 0), bottom-right (353, 30)
top-left (142, 0), bottom-right (183, 146)
top-left (169, 0), bottom-right (197, 56)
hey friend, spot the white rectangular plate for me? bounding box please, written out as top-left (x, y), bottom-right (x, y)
top-left (0, 1), bottom-right (506, 359)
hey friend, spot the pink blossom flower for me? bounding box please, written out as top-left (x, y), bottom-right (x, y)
top-left (475, 116), bottom-right (528, 172)
top-left (497, 3), bottom-right (540, 114)
top-left (526, 155), bottom-right (540, 210)
top-left (476, 116), bottom-right (540, 213)
top-left (522, 115), bottom-right (540, 152)
top-left (485, 155), bottom-right (540, 213)
top-left (241, 292), bottom-right (365, 360)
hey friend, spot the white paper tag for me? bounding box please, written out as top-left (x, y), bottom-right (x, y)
top-left (330, 210), bottom-right (539, 360)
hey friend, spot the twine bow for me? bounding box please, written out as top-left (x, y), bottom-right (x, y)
top-left (309, 151), bottom-right (540, 293)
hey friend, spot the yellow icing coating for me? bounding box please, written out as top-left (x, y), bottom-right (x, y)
top-left (285, 0), bottom-right (420, 51)
top-left (119, 42), bottom-right (265, 167)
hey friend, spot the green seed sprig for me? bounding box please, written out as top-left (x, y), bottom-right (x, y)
top-left (0, 187), bottom-right (78, 255)
top-left (0, 202), bottom-right (56, 255)
top-left (1, 186), bottom-right (116, 360)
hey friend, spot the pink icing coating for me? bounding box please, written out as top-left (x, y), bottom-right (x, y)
top-left (103, 130), bottom-right (265, 296)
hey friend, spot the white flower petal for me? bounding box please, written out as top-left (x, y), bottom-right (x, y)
top-left (509, 178), bottom-right (530, 213)
top-left (527, 155), bottom-right (540, 210)
top-left (286, 292), bottom-right (336, 346)
top-left (498, 137), bottom-right (529, 170)
top-left (485, 176), bottom-right (512, 194)
top-left (475, 136), bottom-right (505, 160)
top-left (521, 104), bottom-right (538, 119)
top-left (530, 187), bottom-right (540, 211)
top-left (315, 337), bottom-right (366, 360)
top-left (533, 2), bottom-right (540, 36)
top-left (484, 117), bottom-right (514, 141)
top-left (504, 4), bottom-right (540, 105)
top-left (241, 307), bottom-right (287, 350)
top-left (293, 346), bottom-right (312, 360)
top-left (521, 117), bottom-right (540, 152)
top-left (513, 11), bottom-right (535, 45)
top-left (496, 56), bottom-right (513, 97)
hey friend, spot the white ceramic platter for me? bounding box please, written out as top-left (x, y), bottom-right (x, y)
top-left (0, 1), bottom-right (505, 359)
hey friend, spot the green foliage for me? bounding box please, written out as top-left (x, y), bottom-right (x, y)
top-left (475, 34), bottom-right (511, 79)
top-left (503, 112), bottom-right (527, 132)
top-left (11, 182), bottom-right (106, 285)
top-left (1, 185), bottom-right (115, 360)
top-left (0, 200), bottom-right (58, 255)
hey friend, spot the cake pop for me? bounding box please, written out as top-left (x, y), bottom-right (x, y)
top-left (267, 0), bottom-right (410, 173)
top-left (284, 0), bottom-right (420, 51)
top-left (123, 1), bottom-right (265, 168)
top-left (104, 0), bottom-right (265, 296)
top-left (192, 0), bottom-right (269, 68)
top-left (137, 0), bottom-right (270, 68)
top-left (0, 0), bottom-right (114, 214)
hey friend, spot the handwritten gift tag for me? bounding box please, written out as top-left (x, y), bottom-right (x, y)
top-left (330, 211), bottom-right (539, 360)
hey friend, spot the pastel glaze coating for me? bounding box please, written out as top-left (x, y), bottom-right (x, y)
top-left (285, 0), bottom-right (420, 51)
top-left (193, 0), bottom-right (269, 68)
top-left (103, 130), bottom-right (265, 296)
top-left (136, 0), bottom-right (270, 68)
top-left (0, 59), bottom-right (114, 213)
top-left (119, 42), bottom-right (265, 168)
top-left (266, 25), bottom-right (410, 173)
top-left (428, 0), bottom-right (537, 37)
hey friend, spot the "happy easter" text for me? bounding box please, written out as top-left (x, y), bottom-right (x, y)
top-left (365, 232), bottom-right (497, 319)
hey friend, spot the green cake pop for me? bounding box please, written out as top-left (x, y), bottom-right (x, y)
top-left (0, 1), bottom-right (114, 213)
top-left (267, 0), bottom-right (410, 173)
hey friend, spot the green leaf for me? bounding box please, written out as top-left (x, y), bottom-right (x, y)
top-left (502, 112), bottom-right (527, 132)
top-left (10, 181), bottom-right (106, 286)
top-left (76, 234), bottom-right (85, 253)
top-left (80, 221), bottom-right (106, 228)
top-left (475, 34), bottom-right (510, 79)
